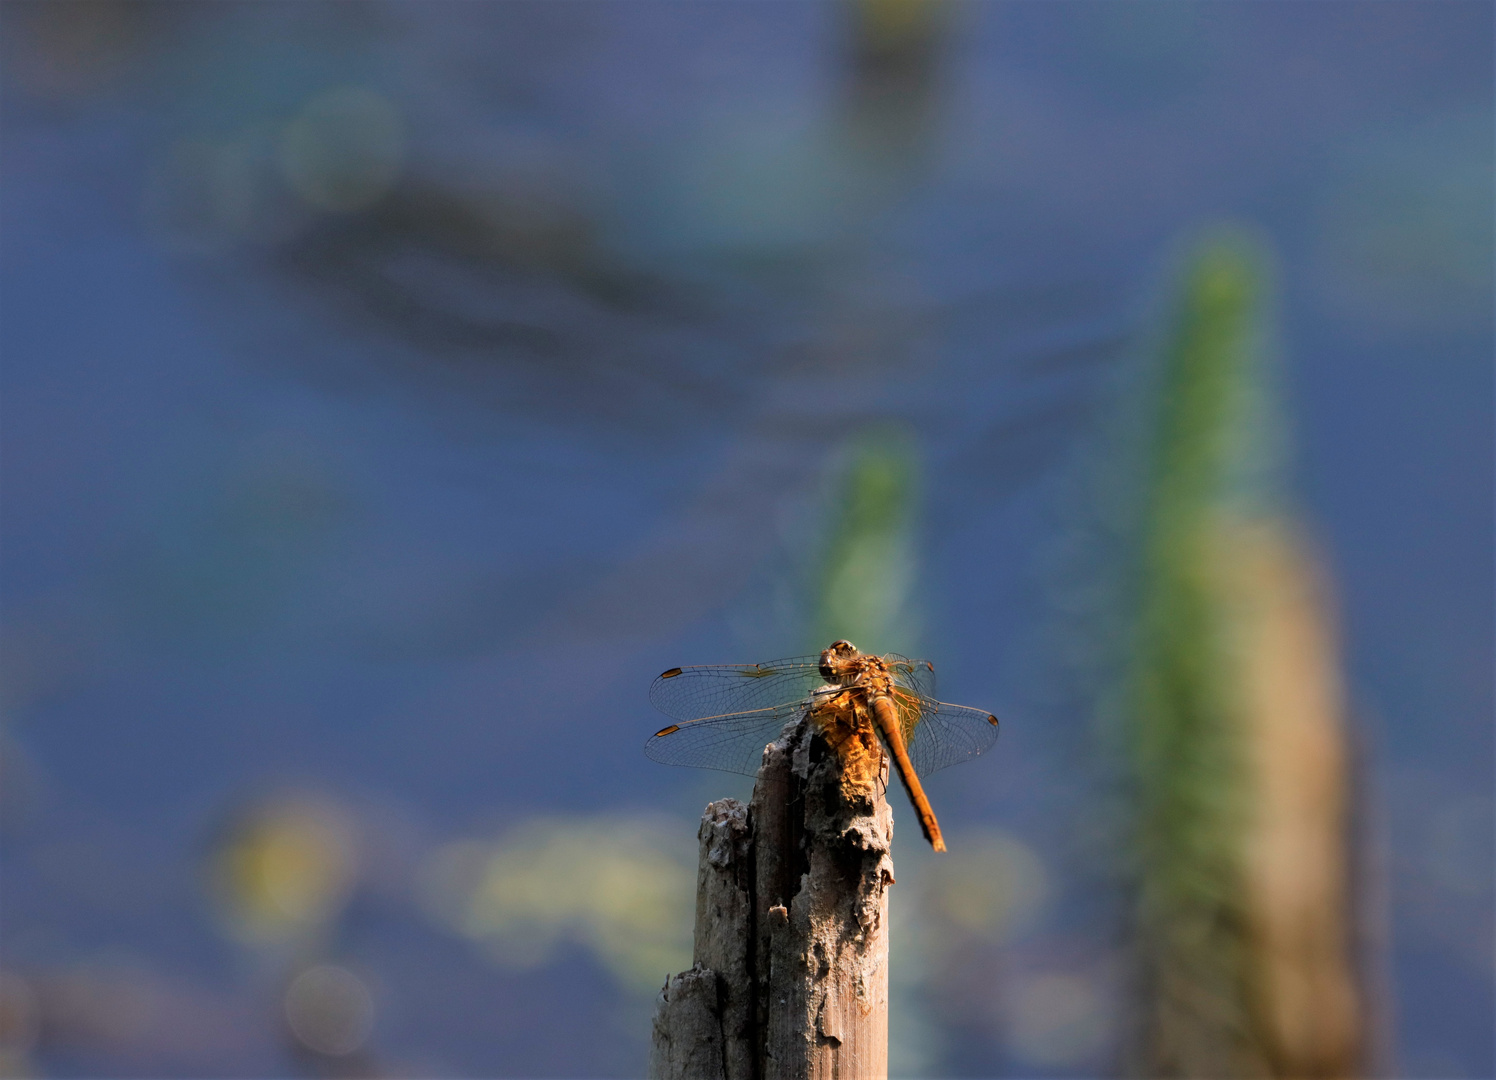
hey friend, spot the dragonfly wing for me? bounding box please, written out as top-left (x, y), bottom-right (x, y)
top-left (906, 701), bottom-right (1000, 778)
top-left (645, 700), bottom-right (811, 776)
top-left (886, 654), bottom-right (937, 700)
top-left (649, 657), bottom-right (826, 722)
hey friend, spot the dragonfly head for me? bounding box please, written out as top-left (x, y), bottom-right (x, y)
top-left (819, 639), bottom-right (860, 681)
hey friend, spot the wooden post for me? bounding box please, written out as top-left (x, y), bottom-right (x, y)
top-left (650, 718), bottom-right (895, 1080)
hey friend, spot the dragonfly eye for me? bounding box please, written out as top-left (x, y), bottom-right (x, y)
top-left (820, 639), bottom-right (858, 679)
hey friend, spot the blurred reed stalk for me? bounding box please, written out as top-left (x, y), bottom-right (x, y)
top-left (1121, 234), bottom-right (1365, 1078)
top-left (814, 426), bottom-right (919, 655)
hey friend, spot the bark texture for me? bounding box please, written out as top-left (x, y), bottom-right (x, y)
top-left (649, 718), bottom-right (894, 1080)
top-left (650, 964), bottom-right (725, 1080)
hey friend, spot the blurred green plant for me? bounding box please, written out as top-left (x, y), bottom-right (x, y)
top-left (814, 425), bottom-right (920, 655)
top-left (1124, 233), bottom-right (1262, 1076)
top-left (1120, 232), bottom-right (1363, 1078)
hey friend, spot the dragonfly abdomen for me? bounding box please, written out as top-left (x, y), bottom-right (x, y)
top-left (869, 693), bottom-right (947, 852)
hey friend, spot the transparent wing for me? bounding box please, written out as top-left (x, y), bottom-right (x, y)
top-left (905, 700), bottom-right (1000, 778)
top-left (645, 700), bottom-right (811, 776)
top-left (885, 654), bottom-right (937, 701)
top-left (649, 657), bottom-right (827, 722)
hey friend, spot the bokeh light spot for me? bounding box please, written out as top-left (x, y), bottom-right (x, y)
top-left (415, 817), bottom-right (694, 995)
top-left (208, 798), bottom-right (358, 944)
top-left (0, 971), bottom-right (39, 1058)
top-left (283, 964), bottom-right (373, 1058)
top-left (1006, 971), bottom-right (1111, 1067)
top-left (927, 829), bottom-right (1048, 944)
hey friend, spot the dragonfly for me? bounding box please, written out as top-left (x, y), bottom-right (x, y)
top-left (646, 639), bottom-right (999, 852)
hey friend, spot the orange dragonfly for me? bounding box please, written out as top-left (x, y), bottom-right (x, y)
top-left (646, 639), bottom-right (999, 852)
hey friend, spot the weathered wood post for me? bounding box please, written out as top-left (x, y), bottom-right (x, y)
top-left (650, 716), bottom-right (895, 1080)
